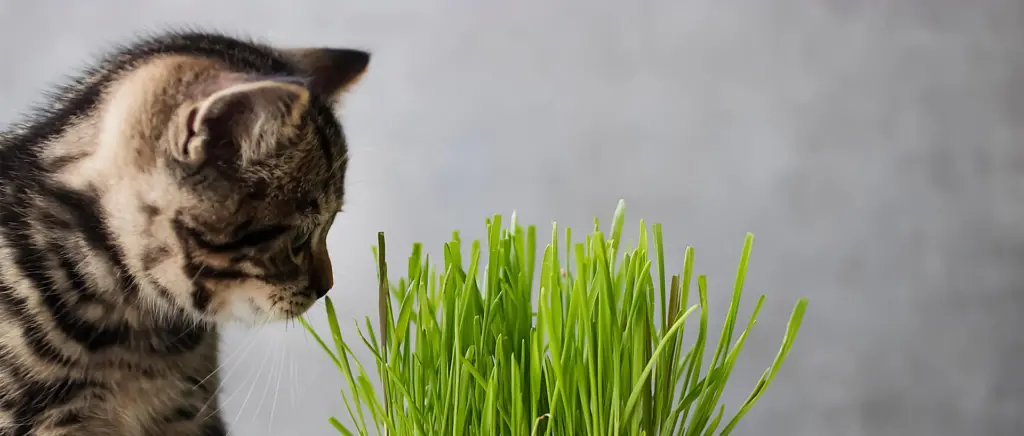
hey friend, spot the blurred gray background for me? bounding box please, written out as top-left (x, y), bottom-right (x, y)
top-left (1, 1), bottom-right (1021, 435)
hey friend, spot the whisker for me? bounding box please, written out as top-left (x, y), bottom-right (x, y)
top-left (254, 341), bottom-right (282, 420)
top-left (199, 323), bottom-right (267, 415)
top-left (268, 343), bottom-right (287, 433)
top-left (288, 348), bottom-right (299, 407)
top-left (231, 333), bottom-right (275, 428)
top-left (194, 323), bottom-right (258, 389)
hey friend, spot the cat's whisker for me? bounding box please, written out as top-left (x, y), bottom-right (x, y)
top-left (288, 351), bottom-right (299, 407)
top-left (193, 324), bottom-right (261, 390)
top-left (199, 323), bottom-right (267, 415)
top-left (230, 332), bottom-right (275, 428)
top-left (268, 343), bottom-right (287, 433)
top-left (253, 339), bottom-right (283, 420)
top-left (208, 344), bottom-right (261, 427)
top-left (206, 324), bottom-right (269, 422)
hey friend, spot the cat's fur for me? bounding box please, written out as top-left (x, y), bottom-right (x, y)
top-left (0, 31), bottom-right (369, 435)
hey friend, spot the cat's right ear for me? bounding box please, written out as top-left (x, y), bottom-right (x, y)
top-left (281, 47), bottom-right (370, 105)
top-left (174, 77), bottom-right (310, 168)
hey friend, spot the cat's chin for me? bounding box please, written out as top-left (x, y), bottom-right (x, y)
top-left (216, 294), bottom-right (315, 327)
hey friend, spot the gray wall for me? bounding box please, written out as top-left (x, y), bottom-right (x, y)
top-left (1, 1), bottom-right (1021, 435)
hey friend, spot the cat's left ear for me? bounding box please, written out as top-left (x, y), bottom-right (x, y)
top-left (281, 48), bottom-right (371, 104)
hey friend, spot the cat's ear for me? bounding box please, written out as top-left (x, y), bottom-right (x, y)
top-left (177, 77), bottom-right (310, 167)
top-left (281, 48), bottom-right (370, 104)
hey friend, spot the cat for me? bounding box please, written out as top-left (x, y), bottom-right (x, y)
top-left (0, 30), bottom-right (369, 435)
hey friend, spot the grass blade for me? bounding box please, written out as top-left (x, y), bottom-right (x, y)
top-left (306, 202), bottom-right (808, 436)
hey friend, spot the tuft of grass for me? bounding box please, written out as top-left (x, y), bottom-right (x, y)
top-left (302, 200), bottom-right (808, 436)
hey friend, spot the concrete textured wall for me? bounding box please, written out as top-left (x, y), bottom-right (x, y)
top-left (1, 1), bottom-right (1021, 435)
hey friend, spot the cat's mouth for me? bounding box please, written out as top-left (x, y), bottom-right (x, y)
top-left (215, 285), bottom-right (318, 326)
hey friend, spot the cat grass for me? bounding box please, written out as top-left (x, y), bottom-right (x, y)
top-left (301, 200), bottom-right (808, 436)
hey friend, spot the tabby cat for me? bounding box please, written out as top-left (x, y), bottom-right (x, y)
top-left (0, 31), bottom-right (369, 435)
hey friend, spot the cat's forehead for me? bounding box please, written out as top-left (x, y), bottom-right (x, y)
top-left (292, 111), bottom-right (346, 191)
top-left (248, 124), bottom-right (346, 208)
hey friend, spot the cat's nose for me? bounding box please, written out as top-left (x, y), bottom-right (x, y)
top-left (312, 278), bottom-right (332, 299)
top-left (310, 246), bottom-right (334, 299)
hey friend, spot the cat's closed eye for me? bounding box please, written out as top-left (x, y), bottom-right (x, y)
top-left (188, 224), bottom-right (291, 252)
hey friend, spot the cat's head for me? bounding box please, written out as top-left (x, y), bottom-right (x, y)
top-left (94, 40), bottom-right (370, 325)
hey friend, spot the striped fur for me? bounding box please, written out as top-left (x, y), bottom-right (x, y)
top-left (0, 31), bottom-right (369, 435)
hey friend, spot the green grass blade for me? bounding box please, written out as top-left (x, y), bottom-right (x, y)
top-left (308, 204), bottom-right (808, 436)
top-left (622, 304), bottom-right (699, 422)
top-left (328, 417), bottom-right (355, 436)
top-left (720, 298), bottom-right (809, 435)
